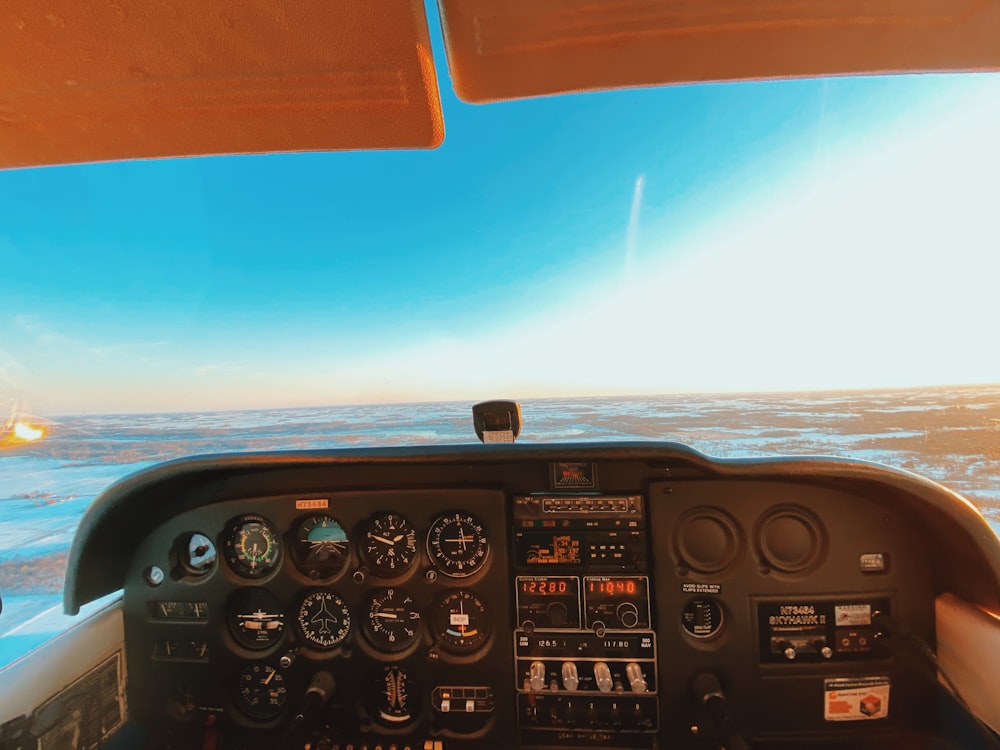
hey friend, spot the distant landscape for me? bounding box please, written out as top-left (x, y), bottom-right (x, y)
top-left (0, 384), bottom-right (997, 666)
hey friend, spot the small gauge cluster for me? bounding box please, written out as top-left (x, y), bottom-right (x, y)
top-left (218, 510), bottom-right (491, 584)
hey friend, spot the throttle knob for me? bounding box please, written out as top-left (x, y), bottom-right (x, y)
top-left (561, 661), bottom-right (579, 691)
top-left (594, 662), bottom-right (613, 693)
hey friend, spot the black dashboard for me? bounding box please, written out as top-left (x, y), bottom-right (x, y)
top-left (63, 443), bottom-right (1000, 749)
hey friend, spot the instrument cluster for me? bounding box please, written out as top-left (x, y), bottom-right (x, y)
top-left (126, 489), bottom-right (512, 746)
top-left (219, 510), bottom-right (492, 660)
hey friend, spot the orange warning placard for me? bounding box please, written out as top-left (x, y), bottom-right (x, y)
top-left (824, 676), bottom-right (890, 721)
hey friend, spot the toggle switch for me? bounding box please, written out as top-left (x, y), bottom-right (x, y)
top-left (561, 662), bottom-right (579, 691)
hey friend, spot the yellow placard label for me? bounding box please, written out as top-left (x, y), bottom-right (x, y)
top-left (295, 498), bottom-right (329, 510)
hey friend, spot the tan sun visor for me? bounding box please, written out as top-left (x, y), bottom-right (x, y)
top-left (439, 0), bottom-right (1000, 102)
top-left (0, 1), bottom-right (444, 169)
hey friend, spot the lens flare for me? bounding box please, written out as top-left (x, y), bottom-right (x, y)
top-left (13, 421), bottom-right (44, 441)
top-left (0, 409), bottom-right (48, 448)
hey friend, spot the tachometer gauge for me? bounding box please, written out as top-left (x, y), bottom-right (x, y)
top-left (364, 588), bottom-right (421, 652)
top-left (368, 666), bottom-right (419, 726)
top-left (224, 515), bottom-right (281, 579)
top-left (228, 588), bottom-right (285, 650)
top-left (432, 589), bottom-right (491, 653)
top-left (426, 512), bottom-right (490, 577)
top-left (293, 515), bottom-right (349, 578)
top-left (235, 662), bottom-right (287, 720)
top-left (296, 590), bottom-right (351, 649)
top-left (362, 513), bottom-right (418, 577)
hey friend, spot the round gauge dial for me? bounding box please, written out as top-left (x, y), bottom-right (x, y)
top-left (681, 597), bottom-right (725, 640)
top-left (228, 588), bottom-right (285, 650)
top-left (224, 515), bottom-right (281, 579)
top-left (293, 515), bottom-right (349, 578)
top-left (362, 513), bottom-right (418, 577)
top-left (426, 512), bottom-right (490, 578)
top-left (364, 588), bottom-right (421, 652)
top-left (235, 662), bottom-right (287, 720)
top-left (296, 590), bottom-right (351, 649)
top-left (432, 589), bottom-right (491, 653)
top-left (368, 666), bottom-right (419, 726)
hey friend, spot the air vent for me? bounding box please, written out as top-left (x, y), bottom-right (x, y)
top-left (674, 508), bottom-right (741, 575)
top-left (755, 506), bottom-right (826, 574)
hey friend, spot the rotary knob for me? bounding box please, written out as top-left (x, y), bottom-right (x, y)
top-left (813, 640), bottom-right (833, 659)
top-left (616, 602), bottom-right (640, 628)
top-left (546, 601), bottom-right (569, 627)
top-left (594, 662), bottom-right (613, 693)
top-left (561, 662), bottom-right (579, 691)
top-left (529, 661), bottom-right (547, 691)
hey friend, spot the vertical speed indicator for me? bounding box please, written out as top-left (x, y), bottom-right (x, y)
top-left (426, 512), bottom-right (490, 578)
top-left (365, 588), bottom-right (421, 652)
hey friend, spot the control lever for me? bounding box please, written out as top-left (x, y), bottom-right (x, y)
top-left (295, 671), bottom-right (336, 724)
top-left (690, 672), bottom-right (748, 750)
top-left (280, 671), bottom-right (336, 750)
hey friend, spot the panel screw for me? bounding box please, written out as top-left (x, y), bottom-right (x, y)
top-left (145, 566), bottom-right (165, 586)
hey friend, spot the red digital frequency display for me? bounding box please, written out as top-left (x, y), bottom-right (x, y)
top-left (520, 579), bottom-right (571, 595)
top-left (586, 576), bottom-right (642, 597)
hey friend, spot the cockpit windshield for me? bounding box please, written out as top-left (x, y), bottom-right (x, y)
top-left (0, 12), bottom-right (998, 673)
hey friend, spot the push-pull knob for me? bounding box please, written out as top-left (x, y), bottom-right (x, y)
top-left (561, 662), bottom-right (579, 691)
top-left (529, 661), bottom-right (547, 691)
top-left (594, 662), bottom-right (613, 693)
top-left (625, 662), bottom-right (647, 693)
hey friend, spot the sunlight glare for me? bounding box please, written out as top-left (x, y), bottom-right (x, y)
top-left (13, 421), bottom-right (44, 441)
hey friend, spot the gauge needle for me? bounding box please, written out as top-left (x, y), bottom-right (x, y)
top-left (392, 534), bottom-right (405, 542)
top-left (263, 669), bottom-right (276, 685)
top-left (376, 612), bottom-right (398, 620)
top-left (372, 535), bottom-right (394, 545)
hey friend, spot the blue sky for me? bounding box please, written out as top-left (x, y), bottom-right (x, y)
top-left (1, 26), bottom-right (998, 413)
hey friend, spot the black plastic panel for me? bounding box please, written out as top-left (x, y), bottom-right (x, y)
top-left (63, 444), bottom-right (1000, 749)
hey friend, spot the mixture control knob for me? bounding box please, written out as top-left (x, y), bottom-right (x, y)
top-left (625, 662), bottom-right (648, 693)
top-left (594, 662), bottom-right (613, 693)
top-left (561, 661), bottom-right (580, 691)
top-left (529, 661), bottom-right (547, 691)
top-left (617, 602), bottom-right (640, 628)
